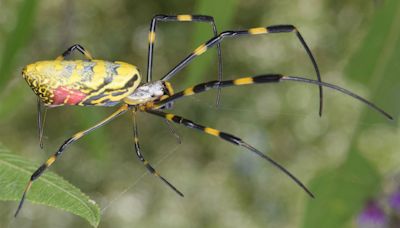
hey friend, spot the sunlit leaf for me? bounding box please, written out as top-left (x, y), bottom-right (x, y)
top-left (0, 145), bottom-right (100, 227)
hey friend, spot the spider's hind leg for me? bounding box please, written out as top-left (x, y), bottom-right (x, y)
top-left (145, 108), bottom-right (314, 198)
top-left (131, 109), bottom-right (184, 196)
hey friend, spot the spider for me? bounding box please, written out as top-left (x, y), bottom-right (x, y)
top-left (15, 14), bottom-right (392, 217)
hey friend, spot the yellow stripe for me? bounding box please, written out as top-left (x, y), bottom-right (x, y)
top-left (92, 61), bottom-right (107, 85)
top-left (55, 55), bottom-right (64, 61)
top-left (166, 114), bottom-right (175, 121)
top-left (46, 155), bottom-right (56, 166)
top-left (183, 87), bottom-right (195, 96)
top-left (75, 60), bottom-right (84, 71)
top-left (134, 137), bottom-right (139, 143)
top-left (177, 14), bottom-right (192, 21)
top-left (69, 71), bottom-right (82, 84)
top-left (54, 61), bottom-right (63, 71)
top-left (83, 50), bottom-right (93, 60)
top-left (148, 31), bottom-right (156, 43)
top-left (25, 181), bottom-right (33, 192)
top-left (159, 95), bottom-right (169, 101)
top-left (144, 160), bottom-right (149, 165)
top-left (193, 44), bottom-right (207, 55)
top-left (248, 27), bottom-right (268, 35)
top-left (204, 127), bottom-right (220, 136)
top-left (74, 131), bottom-right (85, 139)
top-left (63, 94), bottom-right (71, 104)
top-left (164, 81), bottom-right (174, 95)
top-left (233, 77), bottom-right (254, 85)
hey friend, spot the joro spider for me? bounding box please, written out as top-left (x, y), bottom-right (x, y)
top-left (15, 14), bottom-right (392, 217)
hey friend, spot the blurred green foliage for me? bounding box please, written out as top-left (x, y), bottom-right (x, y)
top-left (0, 0), bottom-right (398, 227)
top-left (304, 1), bottom-right (400, 227)
top-left (304, 151), bottom-right (381, 228)
top-left (186, 0), bottom-right (238, 85)
top-left (0, 0), bottom-right (38, 90)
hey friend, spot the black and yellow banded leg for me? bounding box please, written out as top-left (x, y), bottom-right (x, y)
top-left (145, 109), bottom-right (314, 198)
top-left (14, 105), bottom-right (129, 217)
top-left (146, 14), bottom-right (222, 86)
top-left (160, 25), bottom-right (323, 115)
top-left (37, 98), bottom-right (47, 149)
top-left (131, 111), bottom-right (183, 197)
top-left (55, 44), bottom-right (94, 61)
top-left (155, 74), bottom-right (282, 108)
top-left (154, 75), bottom-right (392, 120)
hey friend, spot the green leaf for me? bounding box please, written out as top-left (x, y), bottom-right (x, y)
top-left (0, 145), bottom-right (100, 227)
top-left (0, 0), bottom-right (38, 90)
top-left (302, 151), bottom-right (381, 228)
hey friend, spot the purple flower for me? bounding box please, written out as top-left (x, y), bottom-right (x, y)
top-left (358, 200), bottom-right (387, 228)
top-left (389, 188), bottom-right (400, 213)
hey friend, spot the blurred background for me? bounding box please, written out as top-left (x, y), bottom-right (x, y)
top-left (0, 0), bottom-right (399, 227)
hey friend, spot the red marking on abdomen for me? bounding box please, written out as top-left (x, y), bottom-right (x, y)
top-left (53, 86), bottom-right (87, 105)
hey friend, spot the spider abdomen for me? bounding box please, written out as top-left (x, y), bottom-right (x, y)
top-left (22, 60), bottom-right (141, 107)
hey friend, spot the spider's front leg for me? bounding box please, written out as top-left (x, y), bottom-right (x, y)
top-left (160, 25), bottom-right (323, 115)
top-left (146, 14), bottom-right (223, 105)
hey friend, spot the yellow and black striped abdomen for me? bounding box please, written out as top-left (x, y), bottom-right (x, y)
top-left (22, 60), bottom-right (141, 107)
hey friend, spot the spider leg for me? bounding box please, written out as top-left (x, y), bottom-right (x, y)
top-left (131, 110), bottom-right (183, 197)
top-left (55, 44), bottom-right (94, 61)
top-left (14, 104), bottom-right (129, 217)
top-left (37, 98), bottom-right (47, 149)
top-left (147, 14), bottom-right (223, 105)
top-left (144, 109), bottom-right (314, 198)
top-left (154, 75), bottom-right (392, 120)
top-left (163, 119), bottom-right (182, 144)
top-left (160, 25), bottom-right (323, 115)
